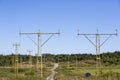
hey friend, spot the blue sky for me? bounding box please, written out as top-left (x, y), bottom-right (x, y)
top-left (0, 0), bottom-right (120, 55)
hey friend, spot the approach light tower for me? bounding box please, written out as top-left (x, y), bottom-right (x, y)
top-left (77, 29), bottom-right (117, 78)
top-left (19, 30), bottom-right (60, 77)
top-left (13, 43), bottom-right (20, 79)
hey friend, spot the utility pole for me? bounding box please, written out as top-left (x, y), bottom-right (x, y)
top-left (19, 30), bottom-right (60, 77)
top-left (77, 29), bottom-right (117, 79)
top-left (13, 43), bottom-right (20, 79)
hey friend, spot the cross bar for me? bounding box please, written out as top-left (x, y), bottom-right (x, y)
top-left (19, 31), bottom-right (60, 35)
top-left (77, 29), bottom-right (118, 36)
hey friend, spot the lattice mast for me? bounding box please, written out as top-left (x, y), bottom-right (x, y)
top-left (19, 30), bottom-right (60, 77)
top-left (13, 43), bottom-right (20, 79)
top-left (77, 29), bottom-right (117, 78)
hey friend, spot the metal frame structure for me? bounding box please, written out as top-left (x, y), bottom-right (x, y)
top-left (13, 43), bottom-right (20, 79)
top-left (77, 29), bottom-right (117, 78)
top-left (19, 30), bottom-right (60, 77)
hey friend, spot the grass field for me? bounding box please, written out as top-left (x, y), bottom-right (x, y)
top-left (0, 62), bottom-right (54, 80)
top-left (55, 62), bottom-right (120, 80)
top-left (0, 62), bottom-right (120, 80)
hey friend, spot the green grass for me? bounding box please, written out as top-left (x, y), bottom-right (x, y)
top-left (0, 62), bottom-right (55, 80)
top-left (55, 62), bottom-right (120, 80)
top-left (0, 62), bottom-right (120, 80)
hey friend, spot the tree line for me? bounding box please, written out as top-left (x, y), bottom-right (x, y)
top-left (0, 51), bottom-right (120, 66)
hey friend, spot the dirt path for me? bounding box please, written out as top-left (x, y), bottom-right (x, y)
top-left (46, 63), bottom-right (58, 80)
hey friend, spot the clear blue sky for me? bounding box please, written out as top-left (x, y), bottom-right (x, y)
top-left (0, 0), bottom-right (120, 55)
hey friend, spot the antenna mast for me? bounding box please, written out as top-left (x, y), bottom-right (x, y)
top-left (19, 30), bottom-right (60, 77)
top-left (77, 29), bottom-right (117, 79)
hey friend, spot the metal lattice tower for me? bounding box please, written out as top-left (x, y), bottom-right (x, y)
top-left (77, 29), bottom-right (117, 79)
top-left (13, 43), bottom-right (20, 79)
top-left (19, 30), bottom-right (60, 77)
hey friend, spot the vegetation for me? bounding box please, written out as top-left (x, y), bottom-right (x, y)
top-left (0, 51), bottom-right (120, 80)
top-left (55, 66), bottom-right (120, 80)
top-left (0, 51), bottom-right (120, 66)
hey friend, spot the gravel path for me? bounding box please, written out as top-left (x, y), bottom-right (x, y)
top-left (46, 63), bottom-right (58, 80)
